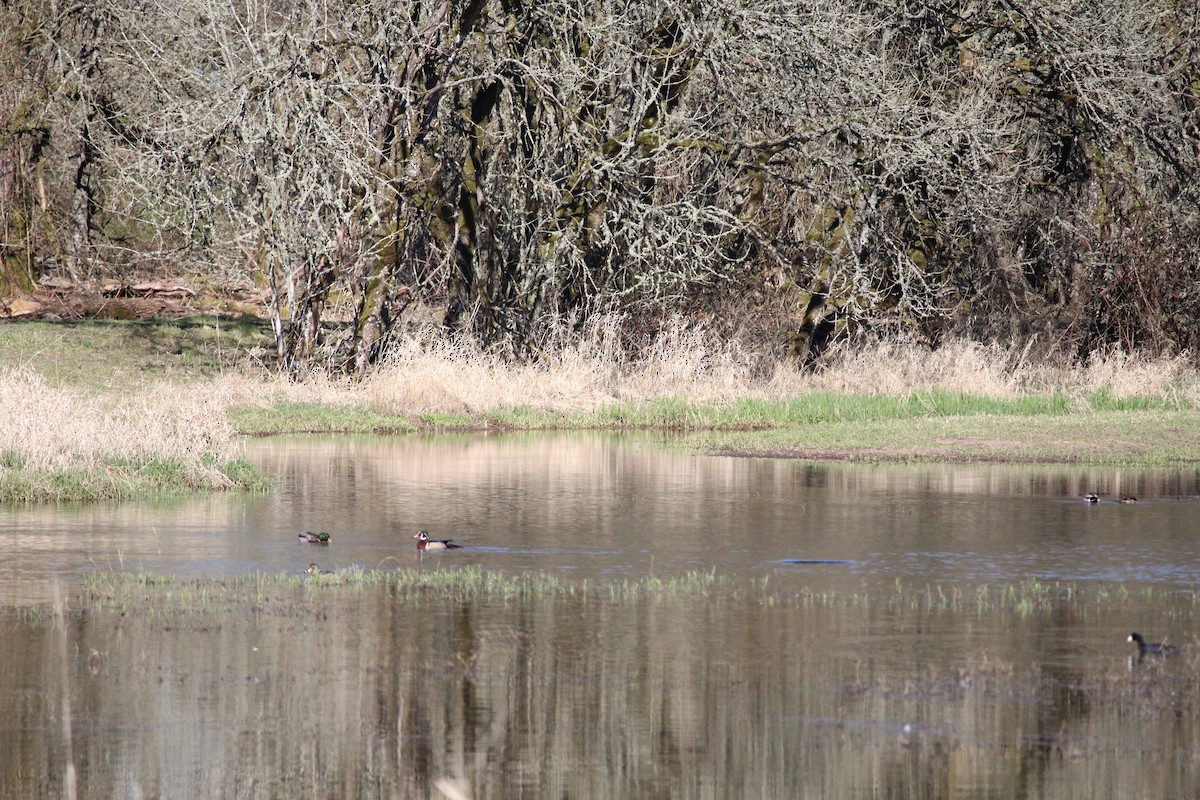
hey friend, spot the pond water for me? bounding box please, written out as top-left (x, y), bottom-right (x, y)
top-left (3, 433), bottom-right (1200, 798)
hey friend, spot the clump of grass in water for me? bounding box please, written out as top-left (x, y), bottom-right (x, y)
top-left (78, 567), bottom-right (734, 614)
top-left (606, 571), bottom-right (726, 599)
top-left (73, 569), bottom-right (1197, 621)
top-left (885, 578), bottom-right (1120, 615)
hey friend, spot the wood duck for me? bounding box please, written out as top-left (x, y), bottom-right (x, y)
top-left (414, 530), bottom-right (461, 551)
top-left (305, 563), bottom-right (334, 575)
top-left (1128, 632), bottom-right (1180, 656)
top-left (298, 531), bottom-right (332, 544)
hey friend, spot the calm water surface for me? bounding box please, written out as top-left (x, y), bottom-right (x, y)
top-left (5, 432), bottom-right (1200, 600)
top-left (3, 432), bottom-right (1200, 798)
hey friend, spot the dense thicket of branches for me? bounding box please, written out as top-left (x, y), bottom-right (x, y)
top-left (2, 0), bottom-right (1198, 371)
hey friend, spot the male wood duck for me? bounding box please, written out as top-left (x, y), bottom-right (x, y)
top-left (298, 531), bottom-right (332, 544)
top-left (305, 563), bottom-right (334, 575)
top-left (1128, 632), bottom-right (1180, 657)
top-left (414, 530), bottom-right (461, 551)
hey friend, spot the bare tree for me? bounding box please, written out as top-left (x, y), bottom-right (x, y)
top-left (0, 0), bottom-right (46, 298)
top-left (5, 0), bottom-right (1197, 365)
top-left (1, 1), bottom-right (108, 289)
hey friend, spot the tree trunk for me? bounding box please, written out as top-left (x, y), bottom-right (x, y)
top-left (65, 6), bottom-right (106, 275)
top-left (0, 125), bottom-right (41, 297)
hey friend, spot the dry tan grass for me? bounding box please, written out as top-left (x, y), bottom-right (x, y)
top-left (369, 337), bottom-right (610, 413)
top-left (811, 338), bottom-right (1200, 404)
top-left (198, 319), bottom-right (774, 416)
top-left (351, 327), bottom-right (1198, 413)
top-left (808, 339), bottom-right (1027, 397)
top-left (0, 368), bottom-right (239, 475)
top-left (9, 325), bottom-right (1197, 474)
top-left (1071, 349), bottom-right (1199, 401)
top-left (193, 326), bottom-right (1200, 418)
top-left (8, 322), bottom-right (1195, 503)
top-left (355, 320), bottom-right (812, 413)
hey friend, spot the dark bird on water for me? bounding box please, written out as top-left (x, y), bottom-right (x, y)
top-left (1128, 632), bottom-right (1181, 657)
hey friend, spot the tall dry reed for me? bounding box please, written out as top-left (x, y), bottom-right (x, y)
top-left (810, 338), bottom-right (1200, 403)
top-left (0, 368), bottom-right (239, 476)
top-left (351, 323), bottom-right (1200, 413)
top-left (77, 321), bottom-right (1200, 425)
top-left (354, 317), bottom-right (816, 413)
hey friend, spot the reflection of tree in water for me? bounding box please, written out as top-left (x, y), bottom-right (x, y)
top-left (4, 580), bottom-right (1200, 797)
top-left (1016, 603), bottom-right (1092, 795)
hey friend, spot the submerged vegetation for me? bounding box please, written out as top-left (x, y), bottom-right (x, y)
top-left (81, 567), bottom-right (735, 612)
top-left (8, 563), bottom-right (1199, 798)
top-left (76, 568), bottom-right (1200, 620)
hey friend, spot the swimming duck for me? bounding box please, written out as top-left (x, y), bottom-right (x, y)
top-left (1084, 494), bottom-right (1100, 504)
top-left (298, 531), bottom-right (332, 544)
top-left (305, 563), bottom-right (334, 575)
top-left (414, 530), bottom-right (461, 551)
top-left (1119, 495), bottom-right (1138, 504)
top-left (1128, 632), bottom-right (1180, 657)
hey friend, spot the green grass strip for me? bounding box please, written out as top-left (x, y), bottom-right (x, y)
top-left (70, 569), bottom-right (1200, 619)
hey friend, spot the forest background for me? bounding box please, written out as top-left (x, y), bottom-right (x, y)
top-left (2, 0), bottom-right (1199, 377)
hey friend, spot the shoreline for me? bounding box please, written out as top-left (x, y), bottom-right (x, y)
top-left (4, 317), bottom-right (1200, 503)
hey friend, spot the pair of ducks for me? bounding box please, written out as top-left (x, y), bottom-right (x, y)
top-left (302, 528), bottom-right (460, 575)
top-left (302, 527), bottom-right (460, 578)
top-left (299, 531), bottom-right (335, 576)
top-left (299, 529), bottom-right (459, 550)
top-left (1084, 494), bottom-right (1137, 504)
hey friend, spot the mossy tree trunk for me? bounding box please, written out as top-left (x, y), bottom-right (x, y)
top-left (0, 110), bottom-right (46, 298)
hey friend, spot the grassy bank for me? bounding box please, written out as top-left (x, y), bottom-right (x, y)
top-left (0, 315), bottom-right (273, 391)
top-left (691, 407), bottom-right (1200, 466)
top-left (3, 316), bottom-right (1200, 503)
top-left (0, 367), bottom-right (269, 503)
